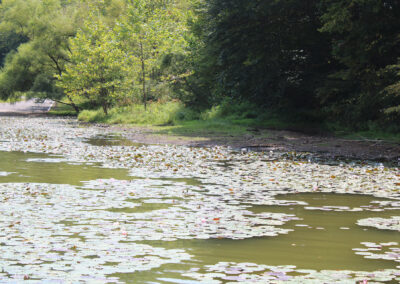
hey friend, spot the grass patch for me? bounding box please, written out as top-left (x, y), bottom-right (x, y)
top-left (71, 99), bottom-right (400, 142)
top-left (325, 122), bottom-right (400, 143)
top-left (77, 101), bottom-right (255, 138)
top-left (78, 101), bottom-right (194, 125)
top-left (151, 119), bottom-right (250, 137)
top-left (76, 100), bottom-right (328, 138)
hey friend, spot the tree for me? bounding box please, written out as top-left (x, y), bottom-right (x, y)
top-left (57, 11), bottom-right (127, 115)
top-left (190, 0), bottom-right (334, 115)
top-left (319, 0), bottom-right (400, 124)
top-left (116, 0), bottom-right (189, 109)
top-left (0, 31), bottom-right (27, 67)
top-left (0, 0), bottom-right (82, 111)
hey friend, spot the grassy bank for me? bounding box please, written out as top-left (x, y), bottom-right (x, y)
top-left (78, 101), bottom-right (191, 125)
top-left (49, 100), bottom-right (400, 142)
top-left (75, 101), bottom-right (255, 136)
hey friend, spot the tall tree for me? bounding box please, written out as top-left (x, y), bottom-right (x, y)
top-left (116, 0), bottom-right (189, 109)
top-left (319, 0), bottom-right (400, 123)
top-left (57, 9), bottom-right (127, 115)
top-left (0, 31), bottom-right (27, 67)
top-left (191, 0), bottom-right (333, 114)
top-left (0, 0), bottom-right (82, 111)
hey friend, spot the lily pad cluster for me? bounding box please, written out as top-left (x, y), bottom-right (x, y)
top-left (0, 117), bottom-right (398, 204)
top-left (0, 117), bottom-right (399, 282)
top-left (353, 242), bottom-right (400, 263)
top-left (357, 217), bottom-right (400, 232)
top-left (80, 178), bottom-right (297, 240)
top-left (0, 183), bottom-right (192, 281)
top-left (182, 262), bottom-right (400, 283)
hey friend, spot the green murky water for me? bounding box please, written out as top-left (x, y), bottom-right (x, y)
top-left (0, 150), bottom-right (399, 283)
top-left (129, 194), bottom-right (399, 282)
top-left (0, 151), bottom-right (130, 185)
top-left (84, 134), bottom-right (145, 147)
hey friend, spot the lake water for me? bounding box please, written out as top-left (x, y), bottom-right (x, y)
top-left (0, 117), bottom-right (398, 283)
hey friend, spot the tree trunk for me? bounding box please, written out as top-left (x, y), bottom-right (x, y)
top-left (65, 94), bottom-right (80, 114)
top-left (54, 67), bottom-right (80, 114)
top-left (140, 41), bottom-right (147, 111)
top-left (102, 103), bottom-right (108, 115)
top-left (100, 88), bottom-right (108, 115)
top-left (51, 98), bottom-right (79, 112)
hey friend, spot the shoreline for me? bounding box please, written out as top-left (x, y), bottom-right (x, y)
top-left (1, 110), bottom-right (399, 161)
top-left (104, 123), bottom-right (400, 162)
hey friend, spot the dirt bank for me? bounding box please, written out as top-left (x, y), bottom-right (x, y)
top-left (104, 124), bottom-right (400, 162)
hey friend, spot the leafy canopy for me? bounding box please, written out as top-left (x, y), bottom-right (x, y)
top-left (57, 7), bottom-right (127, 114)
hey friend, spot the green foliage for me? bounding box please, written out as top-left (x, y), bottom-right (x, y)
top-left (198, 99), bottom-right (258, 121)
top-left (185, 0), bottom-right (400, 130)
top-left (77, 100), bottom-right (253, 136)
top-left (0, 32), bottom-right (26, 67)
top-left (77, 109), bottom-right (107, 122)
top-left (0, 0), bottom-right (399, 134)
top-left (47, 95), bottom-right (95, 116)
top-left (57, 9), bottom-right (127, 114)
top-left (318, 0), bottom-right (400, 125)
top-left (54, 0), bottom-right (191, 113)
top-left (0, 0), bottom-right (84, 110)
top-left (158, 119), bottom-right (251, 137)
top-left (78, 101), bottom-right (187, 125)
top-left (115, 0), bottom-right (190, 107)
top-left (190, 0), bottom-right (333, 111)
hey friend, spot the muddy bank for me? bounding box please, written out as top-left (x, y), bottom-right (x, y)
top-left (105, 124), bottom-right (400, 162)
top-left (2, 108), bottom-right (399, 161)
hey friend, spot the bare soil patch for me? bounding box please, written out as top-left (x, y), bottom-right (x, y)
top-left (104, 125), bottom-right (400, 162)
